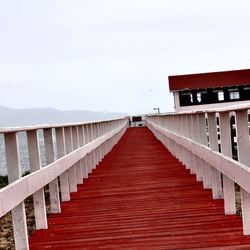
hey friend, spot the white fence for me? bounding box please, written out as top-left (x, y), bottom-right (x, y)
top-left (0, 117), bottom-right (128, 250)
top-left (146, 104), bottom-right (250, 235)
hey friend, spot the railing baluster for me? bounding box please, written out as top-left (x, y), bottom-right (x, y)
top-left (4, 132), bottom-right (29, 250)
top-left (27, 130), bottom-right (48, 229)
top-left (82, 125), bottom-right (89, 179)
top-left (84, 124), bottom-right (92, 175)
top-left (77, 125), bottom-right (86, 180)
top-left (72, 126), bottom-right (83, 184)
top-left (92, 123), bottom-right (98, 169)
top-left (220, 111), bottom-right (236, 215)
top-left (235, 109), bottom-right (250, 235)
top-left (55, 127), bottom-right (70, 201)
top-left (64, 126), bottom-right (77, 192)
top-left (207, 112), bottom-right (223, 199)
top-left (44, 128), bottom-right (61, 213)
top-left (186, 114), bottom-right (195, 174)
top-left (197, 113), bottom-right (212, 189)
top-left (90, 124), bottom-right (96, 171)
top-left (191, 114), bottom-right (203, 181)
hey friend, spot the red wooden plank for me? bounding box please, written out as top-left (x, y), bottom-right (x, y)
top-left (29, 127), bottom-right (250, 249)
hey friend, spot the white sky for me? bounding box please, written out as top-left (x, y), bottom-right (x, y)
top-left (0, 0), bottom-right (250, 115)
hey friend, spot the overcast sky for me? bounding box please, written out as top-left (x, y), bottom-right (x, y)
top-left (0, 0), bottom-right (250, 115)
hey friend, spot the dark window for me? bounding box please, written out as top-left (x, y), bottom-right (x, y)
top-left (229, 88), bottom-right (240, 100)
top-left (179, 84), bottom-right (250, 107)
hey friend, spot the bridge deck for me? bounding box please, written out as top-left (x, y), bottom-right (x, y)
top-left (29, 128), bottom-right (250, 249)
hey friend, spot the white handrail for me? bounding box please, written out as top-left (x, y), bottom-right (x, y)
top-left (0, 117), bottom-right (129, 250)
top-left (146, 107), bottom-right (250, 235)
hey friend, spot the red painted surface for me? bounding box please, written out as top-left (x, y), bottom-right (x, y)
top-left (169, 69), bottom-right (250, 91)
top-left (29, 128), bottom-right (250, 249)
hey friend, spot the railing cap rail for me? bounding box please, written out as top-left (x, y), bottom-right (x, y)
top-left (0, 117), bottom-right (128, 134)
top-left (146, 103), bottom-right (250, 117)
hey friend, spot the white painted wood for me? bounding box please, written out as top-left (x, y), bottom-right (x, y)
top-left (77, 125), bottom-right (86, 180)
top-left (99, 123), bottom-right (104, 160)
top-left (83, 125), bottom-right (90, 175)
top-left (0, 122), bottom-right (127, 218)
top-left (175, 100), bottom-right (250, 113)
top-left (191, 114), bottom-right (203, 181)
top-left (197, 113), bottom-right (212, 189)
top-left (207, 113), bottom-right (223, 199)
top-left (72, 126), bottom-right (83, 184)
top-left (44, 128), bottom-right (61, 213)
top-left (0, 117), bottom-right (127, 134)
top-left (220, 112), bottom-right (236, 215)
top-left (146, 120), bottom-right (250, 193)
top-left (91, 124), bottom-right (98, 169)
top-left (235, 109), bottom-right (250, 235)
top-left (27, 130), bottom-right (48, 229)
top-left (95, 123), bottom-right (101, 166)
top-left (64, 126), bottom-right (77, 192)
top-left (81, 125), bottom-right (88, 178)
top-left (90, 124), bottom-right (96, 171)
top-left (55, 127), bottom-right (70, 202)
top-left (4, 132), bottom-right (29, 250)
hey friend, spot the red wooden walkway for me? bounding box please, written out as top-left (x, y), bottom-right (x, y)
top-left (29, 128), bottom-right (250, 249)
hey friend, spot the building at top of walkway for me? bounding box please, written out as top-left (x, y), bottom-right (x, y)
top-left (169, 69), bottom-right (250, 112)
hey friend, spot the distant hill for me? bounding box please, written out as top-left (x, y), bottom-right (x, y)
top-left (0, 106), bottom-right (127, 127)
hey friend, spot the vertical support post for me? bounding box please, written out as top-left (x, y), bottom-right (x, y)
top-left (44, 128), bottom-right (61, 213)
top-left (84, 124), bottom-right (91, 174)
top-left (55, 127), bottom-right (70, 201)
top-left (207, 112), bottom-right (223, 199)
top-left (95, 123), bottom-right (101, 167)
top-left (186, 115), bottom-right (195, 174)
top-left (64, 126), bottom-right (77, 192)
top-left (4, 132), bottom-right (29, 250)
top-left (27, 130), bottom-right (47, 229)
top-left (78, 125), bottom-right (86, 180)
top-left (191, 114), bottom-right (203, 181)
top-left (71, 126), bottom-right (83, 184)
top-left (235, 109), bottom-right (250, 235)
top-left (220, 111), bottom-right (236, 214)
top-left (98, 123), bottom-right (102, 163)
top-left (90, 123), bottom-right (96, 170)
top-left (82, 125), bottom-right (89, 179)
top-left (197, 113), bottom-right (212, 189)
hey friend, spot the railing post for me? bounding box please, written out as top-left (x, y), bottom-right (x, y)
top-left (82, 125), bottom-right (89, 179)
top-left (27, 130), bottom-right (47, 229)
top-left (235, 109), bottom-right (250, 235)
top-left (191, 114), bottom-right (203, 181)
top-left (92, 123), bottom-right (98, 169)
top-left (207, 112), bottom-right (223, 199)
top-left (44, 128), bottom-right (61, 213)
top-left (186, 114), bottom-right (196, 174)
top-left (197, 113), bottom-right (212, 189)
top-left (64, 126), bottom-right (77, 192)
top-left (98, 122), bottom-right (104, 161)
top-left (71, 126), bottom-right (83, 184)
top-left (55, 127), bottom-right (70, 201)
top-left (77, 125), bottom-right (86, 180)
top-left (84, 124), bottom-right (92, 174)
top-left (219, 111), bottom-right (236, 215)
top-left (90, 123), bottom-right (97, 170)
top-left (96, 123), bottom-right (102, 165)
top-left (4, 132), bottom-right (29, 250)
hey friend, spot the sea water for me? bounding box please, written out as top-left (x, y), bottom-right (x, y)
top-left (0, 131), bottom-right (48, 177)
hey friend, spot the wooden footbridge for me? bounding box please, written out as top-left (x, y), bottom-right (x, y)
top-left (2, 105), bottom-right (250, 249)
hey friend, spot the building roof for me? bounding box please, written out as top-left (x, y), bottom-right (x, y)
top-left (168, 69), bottom-right (250, 91)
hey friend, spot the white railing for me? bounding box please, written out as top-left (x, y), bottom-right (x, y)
top-left (0, 117), bottom-right (128, 250)
top-left (146, 103), bottom-right (250, 235)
